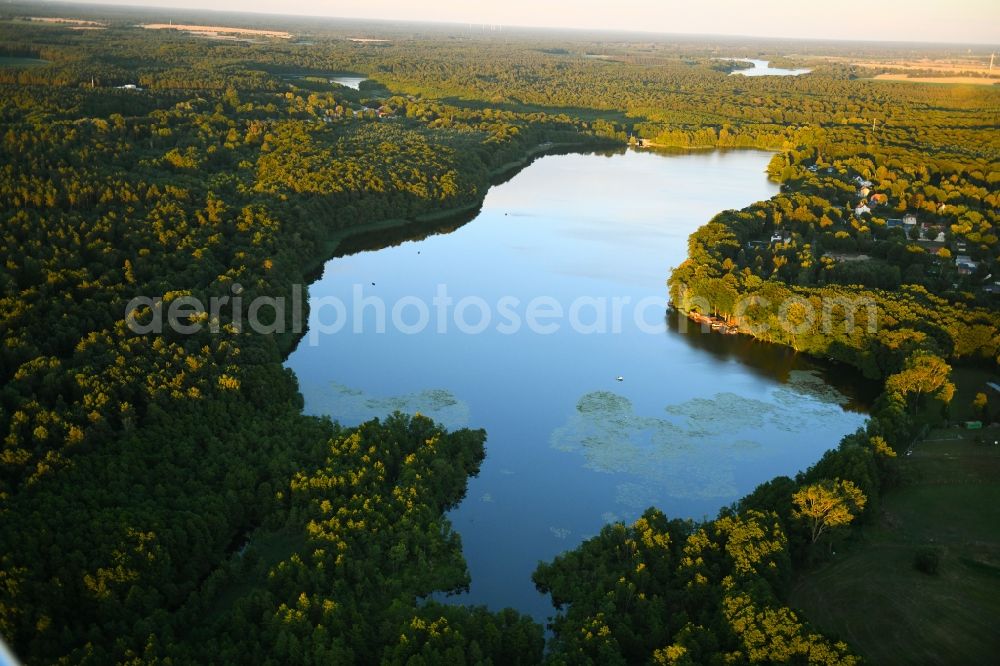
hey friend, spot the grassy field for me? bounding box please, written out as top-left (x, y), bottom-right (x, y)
top-left (790, 428), bottom-right (1000, 665)
top-left (0, 56), bottom-right (50, 67)
top-left (948, 365), bottom-right (996, 423)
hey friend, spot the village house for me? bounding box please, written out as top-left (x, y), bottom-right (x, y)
top-left (916, 223), bottom-right (947, 247)
top-left (955, 254), bottom-right (978, 275)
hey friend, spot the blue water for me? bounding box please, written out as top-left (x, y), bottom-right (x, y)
top-left (286, 149), bottom-right (867, 619)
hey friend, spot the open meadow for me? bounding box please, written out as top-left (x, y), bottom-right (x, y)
top-left (791, 427), bottom-right (1000, 665)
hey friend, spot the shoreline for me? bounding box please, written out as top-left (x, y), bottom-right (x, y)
top-left (297, 138), bottom-right (616, 276)
top-left (279, 137), bottom-right (619, 355)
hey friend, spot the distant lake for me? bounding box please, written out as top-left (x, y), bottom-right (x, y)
top-left (730, 59), bottom-right (811, 76)
top-left (286, 149), bottom-right (868, 619)
top-left (330, 76), bottom-right (366, 89)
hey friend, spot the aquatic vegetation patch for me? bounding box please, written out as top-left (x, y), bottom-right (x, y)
top-left (307, 381), bottom-right (471, 430)
top-left (664, 392), bottom-right (779, 434)
top-left (552, 391), bottom-right (739, 502)
top-left (550, 527), bottom-right (572, 539)
top-left (783, 369), bottom-right (852, 406)
top-left (552, 385), bottom-right (854, 505)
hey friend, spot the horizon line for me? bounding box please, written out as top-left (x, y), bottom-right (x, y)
top-left (31, 0), bottom-right (1000, 47)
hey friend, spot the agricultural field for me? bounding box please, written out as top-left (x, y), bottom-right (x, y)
top-left (869, 74), bottom-right (998, 86)
top-left (140, 23), bottom-right (292, 38)
top-left (849, 56), bottom-right (1000, 85)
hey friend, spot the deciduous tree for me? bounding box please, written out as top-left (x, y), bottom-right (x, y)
top-left (792, 479), bottom-right (867, 544)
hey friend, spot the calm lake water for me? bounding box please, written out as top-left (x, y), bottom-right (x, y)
top-left (286, 149), bottom-right (868, 619)
top-left (330, 76), bottom-right (365, 90)
top-left (730, 59), bottom-right (812, 76)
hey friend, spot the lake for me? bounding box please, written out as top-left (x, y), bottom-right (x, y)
top-left (285, 148), bottom-right (868, 619)
top-left (330, 76), bottom-right (366, 89)
top-left (730, 59), bottom-right (811, 76)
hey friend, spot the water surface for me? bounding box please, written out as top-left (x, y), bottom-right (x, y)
top-left (286, 149), bottom-right (866, 619)
top-left (330, 76), bottom-right (366, 89)
top-left (729, 59), bottom-right (811, 76)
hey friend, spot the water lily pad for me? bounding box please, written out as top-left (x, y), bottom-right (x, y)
top-left (551, 391), bottom-right (739, 501)
top-left (307, 381), bottom-right (471, 430)
top-left (550, 385), bottom-right (854, 503)
top-left (785, 369), bottom-right (852, 406)
top-left (664, 392), bottom-right (778, 433)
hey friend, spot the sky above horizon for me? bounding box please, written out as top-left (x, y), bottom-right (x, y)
top-left (57, 0), bottom-right (1000, 44)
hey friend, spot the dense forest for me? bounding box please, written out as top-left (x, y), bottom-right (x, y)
top-left (1, 2), bottom-right (997, 664)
